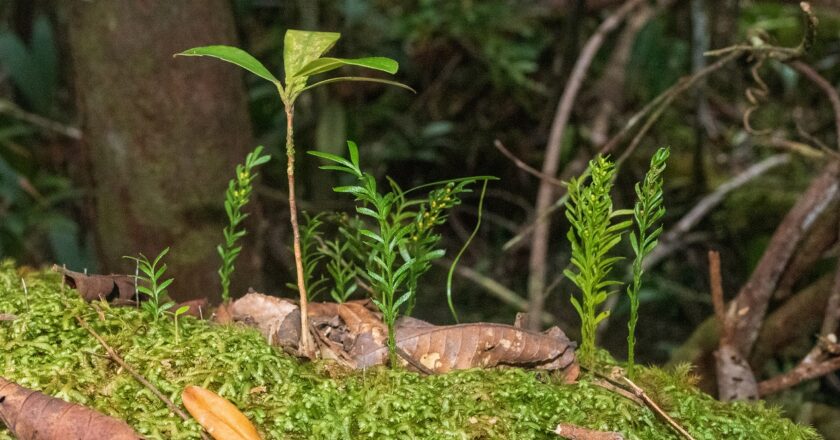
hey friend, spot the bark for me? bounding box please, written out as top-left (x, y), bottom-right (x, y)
top-left (65, 0), bottom-right (261, 302)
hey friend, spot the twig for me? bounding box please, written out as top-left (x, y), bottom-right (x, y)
top-left (644, 154), bottom-right (790, 270)
top-left (789, 60), bottom-right (840, 149)
top-left (554, 423), bottom-right (624, 440)
top-left (707, 251), bottom-right (726, 340)
top-left (74, 314), bottom-right (210, 440)
top-left (396, 346), bottom-right (435, 375)
top-left (439, 260), bottom-right (557, 325)
top-left (590, 378), bottom-right (644, 406)
top-left (527, 0), bottom-right (647, 330)
top-left (620, 376), bottom-right (697, 440)
top-left (493, 140), bottom-right (565, 187)
top-left (758, 339), bottom-right (840, 397)
top-left (0, 99), bottom-right (82, 139)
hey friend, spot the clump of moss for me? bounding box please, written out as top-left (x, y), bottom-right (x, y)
top-left (0, 261), bottom-right (820, 439)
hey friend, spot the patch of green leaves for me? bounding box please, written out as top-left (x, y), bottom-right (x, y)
top-left (123, 247), bottom-right (174, 323)
top-left (218, 146), bottom-right (271, 302)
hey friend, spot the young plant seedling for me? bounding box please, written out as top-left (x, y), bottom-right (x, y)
top-left (177, 30), bottom-right (413, 357)
top-left (626, 147), bottom-right (669, 376)
top-left (123, 247), bottom-right (175, 323)
top-left (563, 156), bottom-right (632, 363)
top-left (218, 146), bottom-right (271, 303)
top-left (310, 140), bottom-right (492, 366)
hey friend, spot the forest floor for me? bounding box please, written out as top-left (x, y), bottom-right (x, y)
top-left (0, 261), bottom-right (821, 439)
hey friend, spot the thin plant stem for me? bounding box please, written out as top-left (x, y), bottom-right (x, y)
top-left (285, 105), bottom-right (314, 357)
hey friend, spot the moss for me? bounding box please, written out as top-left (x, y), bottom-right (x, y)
top-left (0, 261), bottom-right (820, 439)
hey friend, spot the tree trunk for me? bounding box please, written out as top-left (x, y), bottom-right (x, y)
top-left (65, 0), bottom-right (261, 303)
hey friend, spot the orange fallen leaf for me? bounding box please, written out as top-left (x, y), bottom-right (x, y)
top-left (182, 386), bottom-right (260, 440)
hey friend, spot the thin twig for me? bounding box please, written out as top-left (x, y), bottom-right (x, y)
top-left (0, 99), bottom-right (82, 140)
top-left (527, 0), bottom-right (647, 330)
top-left (74, 314), bottom-right (210, 440)
top-left (644, 154), bottom-right (790, 270)
top-left (493, 140), bottom-right (565, 187)
top-left (621, 376), bottom-right (697, 440)
top-left (396, 346), bottom-right (435, 375)
top-left (789, 60), bottom-right (840, 150)
top-left (707, 250), bottom-right (727, 342)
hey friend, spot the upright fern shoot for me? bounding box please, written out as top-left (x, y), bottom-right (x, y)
top-left (626, 147), bottom-right (669, 375)
top-left (563, 156), bottom-right (631, 362)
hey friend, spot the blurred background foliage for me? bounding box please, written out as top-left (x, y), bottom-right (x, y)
top-left (2, 0), bottom-right (840, 434)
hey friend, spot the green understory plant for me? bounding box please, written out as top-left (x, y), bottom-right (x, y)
top-left (289, 212), bottom-right (329, 300)
top-left (177, 30), bottom-right (413, 356)
top-left (218, 146), bottom-right (271, 303)
top-left (320, 235), bottom-right (358, 303)
top-left (173, 305), bottom-right (190, 344)
top-left (123, 247), bottom-right (174, 323)
top-left (563, 156), bottom-right (632, 363)
top-left (626, 147), bottom-right (669, 376)
top-left (309, 140), bottom-right (492, 366)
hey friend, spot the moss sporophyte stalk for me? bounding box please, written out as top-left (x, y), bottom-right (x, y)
top-left (0, 262), bottom-right (820, 439)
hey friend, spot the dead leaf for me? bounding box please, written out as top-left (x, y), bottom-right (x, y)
top-left (554, 423), bottom-right (625, 440)
top-left (354, 321), bottom-right (578, 378)
top-left (182, 385), bottom-right (260, 440)
top-left (0, 376), bottom-right (140, 440)
top-left (52, 265), bottom-right (140, 304)
top-left (229, 293), bottom-right (300, 348)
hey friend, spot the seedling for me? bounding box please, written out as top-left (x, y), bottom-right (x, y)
top-left (177, 30), bottom-right (413, 356)
top-left (310, 140), bottom-right (492, 366)
top-left (626, 147), bottom-right (669, 376)
top-left (218, 146), bottom-right (271, 303)
top-left (563, 156), bottom-right (632, 363)
top-left (123, 247), bottom-right (175, 323)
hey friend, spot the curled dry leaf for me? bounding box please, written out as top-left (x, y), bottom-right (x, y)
top-left (182, 385), bottom-right (261, 440)
top-left (231, 293), bottom-right (578, 378)
top-left (229, 292), bottom-right (300, 347)
top-left (355, 321), bottom-right (578, 379)
top-left (52, 265), bottom-right (139, 304)
top-left (0, 376), bottom-right (141, 440)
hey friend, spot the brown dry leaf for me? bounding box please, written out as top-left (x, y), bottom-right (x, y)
top-left (555, 423), bottom-right (625, 440)
top-left (229, 293), bottom-right (300, 348)
top-left (0, 313), bottom-right (16, 322)
top-left (53, 265), bottom-right (139, 304)
top-left (0, 376), bottom-right (141, 440)
top-left (182, 385), bottom-right (260, 440)
top-left (354, 321), bottom-right (578, 378)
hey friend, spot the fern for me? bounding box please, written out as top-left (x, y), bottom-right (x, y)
top-left (626, 147), bottom-right (669, 376)
top-left (217, 146), bottom-right (270, 302)
top-left (563, 155), bottom-right (632, 362)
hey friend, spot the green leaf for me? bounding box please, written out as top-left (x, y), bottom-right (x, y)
top-left (283, 30), bottom-right (340, 96)
top-left (295, 56), bottom-right (399, 78)
top-left (176, 45), bottom-right (280, 85)
top-left (175, 305), bottom-right (190, 316)
top-left (299, 76), bottom-right (416, 94)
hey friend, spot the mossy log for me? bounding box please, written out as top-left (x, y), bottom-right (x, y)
top-left (0, 263), bottom-right (821, 439)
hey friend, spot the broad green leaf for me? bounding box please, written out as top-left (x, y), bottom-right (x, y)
top-left (176, 45), bottom-right (280, 85)
top-left (299, 76), bottom-right (416, 94)
top-left (283, 30), bottom-right (340, 95)
top-left (295, 56), bottom-right (398, 78)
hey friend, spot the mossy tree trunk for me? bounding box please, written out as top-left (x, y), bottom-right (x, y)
top-left (65, 0), bottom-right (262, 302)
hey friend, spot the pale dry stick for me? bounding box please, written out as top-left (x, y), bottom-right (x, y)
top-left (493, 140), bottom-right (565, 187)
top-left (554, 423), bottom-right (624, 440)
top-left (644, 154), bottom-right (790, 270)
top-left (526, 0), bottom-right (648, 330)
top-left (707, 251), bottom-right (726, 336)
top-left (74, 314), bottom-right (211, 440)
top-left (0, 99), bottom-right (82, 139)
top-left (758, 341), bottom-right (840, 397)
top-left (590, 378), bottom-right (644, 406)
top-left (620, 376), bottom-right (697, 440)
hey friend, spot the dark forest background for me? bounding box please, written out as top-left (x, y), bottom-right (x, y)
top-left (3, 0), bottom-right (840, 435)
